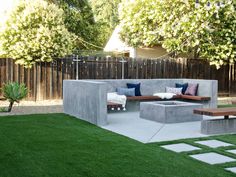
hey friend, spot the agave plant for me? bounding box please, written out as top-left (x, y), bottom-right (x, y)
top-left (1, 82), bottom-right (28, 112)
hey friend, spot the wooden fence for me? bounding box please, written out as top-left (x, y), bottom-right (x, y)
top-left (0, 57), bottom-right (232, 100)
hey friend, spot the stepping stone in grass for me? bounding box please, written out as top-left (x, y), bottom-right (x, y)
top-left (190, 152), bottom-right (235, 165)
top-left (227, 149), bottom-right (236, 155)
top-left (161, 143), bottom-right (201, 153)
top-left (225, 167), bottom-right (236, 174)
top-left (195, 140), bottom-right (233, 148)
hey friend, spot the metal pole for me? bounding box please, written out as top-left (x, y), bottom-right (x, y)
top-left (73, 55), bottom-right (81, 80)
top-left (119, 57), bottom-right (127, 79)
top-left (76, 55), bottom-right (79, 80)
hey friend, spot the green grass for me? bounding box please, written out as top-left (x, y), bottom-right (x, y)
top-left (218, 104), bottom-right (236, 108)
top-left (150, 135), bottom-right (236, 170)
top-left (0, 113), bottom-right (235, 177)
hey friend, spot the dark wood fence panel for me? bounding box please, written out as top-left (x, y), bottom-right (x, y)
top-left (0, 57), bottom-right (233, 100)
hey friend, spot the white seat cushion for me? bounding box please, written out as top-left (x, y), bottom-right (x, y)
top-left (153, 92), bottom-right (176, 99)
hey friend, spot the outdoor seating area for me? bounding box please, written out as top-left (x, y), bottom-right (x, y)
top-left (63, 79), bottom-right (217, 126)
top-left (63, 78), bottom-right (236, 143)
top-left (2, 0), bottom-right (236, 176)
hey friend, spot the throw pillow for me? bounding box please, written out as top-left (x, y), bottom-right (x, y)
top-left (166, 87), bottom-right (182, 95)
top-left (127, 83), bottom-right (142, 96)
top-left (184, 83), bottom-right (198, 96)
top-left (116, 87), bottom-right (135, 96)
top-left (153, 93), bottom-right (176, 99)
top-left (175, 83), bottom-right (188, 94)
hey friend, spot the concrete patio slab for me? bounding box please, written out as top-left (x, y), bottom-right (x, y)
top-left (161, 143), bottom-right (201, 153)
top-left (190, 152), bottom-right (236, 165)
top-left (195, 140), bottom-right (233, 148)
top-left (102, 112), bottom-right (164, 143)
top-left (227, 149), bottom-right (236, 155)
top-left (225, 167), bottom-right (236, 174)
top-left (102, 111), bottom-right (208, 143)
top-left (148, 121), bottom-right (206, 142)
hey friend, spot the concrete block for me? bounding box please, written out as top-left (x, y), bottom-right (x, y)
top-left (195, 140), bottom-right (233, 148)
top-left (161, 143), bottom-right (201, 153)
top-left (201, 118), bottom-right (236, 135)
top-left (140, 101), bottom-right (203, 123)
top-left (190, 152), bottom-right (235, 165)
top-left (63, 80), bottom-right (108, 126)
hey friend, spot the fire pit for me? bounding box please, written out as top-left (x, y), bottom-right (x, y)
top-left (140, 101), bottom-right (203, 123)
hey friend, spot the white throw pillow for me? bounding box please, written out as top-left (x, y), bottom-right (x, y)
top-left (166, 87), bottom-right (182, 95)
top-left (153, 92), bottom-right (176, 99)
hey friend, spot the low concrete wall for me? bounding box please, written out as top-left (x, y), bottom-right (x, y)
top-left (63, 79), bottom-right (218, 125)
top-left (63, 80), bottom-right (107, 126)
top-left (201, 118), bottom-right (236, 134)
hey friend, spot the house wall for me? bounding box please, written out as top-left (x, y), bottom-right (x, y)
top-left (136, 46), bottom-right (167, 59)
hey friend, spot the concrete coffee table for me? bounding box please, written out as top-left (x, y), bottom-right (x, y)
top-left (140, 101), bottom-right (203, 123)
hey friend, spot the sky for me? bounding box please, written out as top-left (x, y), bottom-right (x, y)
top-left (0, 0), bottom-right (17, 13)
top-left (0, 0), bottom-right (18, 24)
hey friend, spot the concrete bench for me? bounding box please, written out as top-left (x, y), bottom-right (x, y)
top-left (194, 107), bottom-right (236, 119)
top-left (194, 107), bottom-right (236, 134)
top-left (127, 95), bottom-right (210, 101)
top-left (107, 102), bottom-right (123, 110)
top-left (63, 79), bottom-right (217, 126)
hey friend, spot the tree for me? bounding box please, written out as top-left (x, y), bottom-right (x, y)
top-left (119, 0), bottom-right (236, 68)
top-left (49, 0), bottom-right (101, 50)
top-left (89, 0), bottom-right (121, 46)
top-left (0, 0), bottom-right (76, 68)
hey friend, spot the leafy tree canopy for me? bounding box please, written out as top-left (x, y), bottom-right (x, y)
top-left (0, 0), bottom-right (76, 67)
top-left (49, 0), bottom-right (101, 50)
top-left (119, 0), bottom-right (236, 68)
top-left (89, 0), bottom-right (121, 46)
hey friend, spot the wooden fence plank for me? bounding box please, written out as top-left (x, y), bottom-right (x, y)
top-left (0, 57), bottom-right (234, 100)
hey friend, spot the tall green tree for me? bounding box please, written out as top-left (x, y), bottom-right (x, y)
top-left (0, 0), bottom-right (76, 68)
top-left (119, 0), bottom-right (236, 68)
top-left (89, 0), bottom-right (121, 46)
top-left (48, 0), bottom-right (101, 50)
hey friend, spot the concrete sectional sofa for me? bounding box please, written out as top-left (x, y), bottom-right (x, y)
top-left (63, 79), bottom-right (218, 126)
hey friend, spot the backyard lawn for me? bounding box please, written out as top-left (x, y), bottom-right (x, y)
top-left (0, 113), bottom-right (235, 177)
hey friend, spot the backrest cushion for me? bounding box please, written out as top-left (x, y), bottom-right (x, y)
top-left (127, 83), bottom-right (142, 96)
top-left (175, 83), bottom-right (188, 94)
top-left (116, 87), bottom-right (135, 96)
top-left (185, 83), bottom-right (199, 96)
top-left (166, 87), bottom-right (182, 95)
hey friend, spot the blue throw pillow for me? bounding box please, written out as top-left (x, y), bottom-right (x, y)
top-left (127, 83), bottom-right (142, 96)
top-left (175, 83), bottom-right (188, 94)
top-left (116, 87), bottom-right (135, 96)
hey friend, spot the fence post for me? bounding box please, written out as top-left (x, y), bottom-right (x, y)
top-left (119, 57), bottom-right (127, 79)
top-left (73, 55), bottom-right (81, 80)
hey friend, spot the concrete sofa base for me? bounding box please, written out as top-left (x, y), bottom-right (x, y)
top-left (63, 79), bottom-right (218, 126)
top-left (201, 118), bottom-right (236, 135)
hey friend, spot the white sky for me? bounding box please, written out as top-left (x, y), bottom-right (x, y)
top-left (0, 0), bottom-right (19, 24)
top-left (0, 0), bottom-right (17, 13)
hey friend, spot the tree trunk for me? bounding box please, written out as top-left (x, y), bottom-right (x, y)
top-left (7, 101), bottom-right (14, 112)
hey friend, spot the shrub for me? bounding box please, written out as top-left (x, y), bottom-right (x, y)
top-left (1, 82), bottom-right (28, 112)
top-left (0, 0), bottom-right (76, 68)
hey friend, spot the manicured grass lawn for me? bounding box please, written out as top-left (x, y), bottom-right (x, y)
top-left (151, 135), bottom-right (236, 169)
top-left (0, 113), bottom-right (235, 177)
top-left (218, 104), bottom-right (236, 108)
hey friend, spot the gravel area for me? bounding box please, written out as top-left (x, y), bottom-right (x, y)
top-left (0, 100), bottom-right (63, 116)
top-left (0, 97), bottom-right (235, 116)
